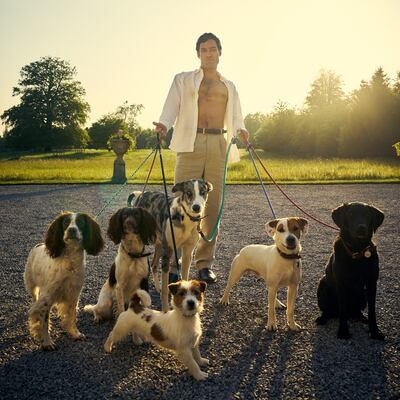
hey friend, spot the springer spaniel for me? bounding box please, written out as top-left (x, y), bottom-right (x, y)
top-left (24, 212), bottom-right (104, 350)
top-left (84, 207), bottom-right (158, 325)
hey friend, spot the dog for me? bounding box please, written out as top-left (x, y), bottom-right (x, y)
top-left (316, 202), bottom-right (385, 340)
top-left (24, 212), bottom-right (104, 350)
top-left (103, 279), bottom-right (209, 380)
top-left (220, 217), bottom-right (308, 331)
top-left (127, 179), bottom-right (213, 311)
top-left (84, 207), bottom-right (158, 323)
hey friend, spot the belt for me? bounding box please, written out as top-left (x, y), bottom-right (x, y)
top-left (196, 128), bottom-right (227, 134)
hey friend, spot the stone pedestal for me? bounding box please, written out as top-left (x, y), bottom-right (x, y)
top-left (111, 138), bottom-right (129, 183)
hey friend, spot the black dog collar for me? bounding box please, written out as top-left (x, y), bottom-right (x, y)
top-left (340, 238), bottom-right (376, 259)
top-left (277, 247), bottom-right (302, 260)
top-left (180, 204), bottom-right (204, 223)
top-left (123, 245), bottom-right (153, 259)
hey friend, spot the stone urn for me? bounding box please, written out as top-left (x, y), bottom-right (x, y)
top-left (111, 137), bottom-right (129, 183)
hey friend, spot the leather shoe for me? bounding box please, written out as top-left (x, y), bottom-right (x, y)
top-left (169, 272), bottom-right (180, 284)
top-left (198, 268), bottom-right (217, 283)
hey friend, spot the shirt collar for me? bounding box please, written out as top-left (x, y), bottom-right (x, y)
top-left (195, 68), bottom-right (227, 83)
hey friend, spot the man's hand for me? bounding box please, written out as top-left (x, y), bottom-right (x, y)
top-left (152, 122), bottom-right (167, 138)
top-left (238, 129), bottom-right (250, 145)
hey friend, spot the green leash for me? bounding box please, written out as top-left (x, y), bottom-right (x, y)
top-left (198, 137), bottom-right (236, 242)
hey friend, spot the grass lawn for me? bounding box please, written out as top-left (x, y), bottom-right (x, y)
top-left (0, 149), bottom-right (399, 184)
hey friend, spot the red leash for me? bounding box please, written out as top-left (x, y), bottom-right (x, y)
top-left (247, 143), bottom-right (339, 231)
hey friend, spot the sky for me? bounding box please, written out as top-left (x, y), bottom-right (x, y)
top-left (0, 0), bottom-right (399, 130)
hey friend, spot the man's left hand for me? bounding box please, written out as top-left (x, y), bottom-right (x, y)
top-left (239, 129), bottom-right (250, 145)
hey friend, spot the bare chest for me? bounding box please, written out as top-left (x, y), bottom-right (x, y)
top-left (198, 79), bottom-right (228, 103)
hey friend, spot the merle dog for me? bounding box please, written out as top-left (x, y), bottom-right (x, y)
top-left (127, 179), bottom-right (212, 311)
top-left (316, 202), bottom-right (385, 340)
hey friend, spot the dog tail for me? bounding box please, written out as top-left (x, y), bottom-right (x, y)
top-left (129, 289), bottom-right (151, 313)
top-left (127, 191), bottom-right (143, 207)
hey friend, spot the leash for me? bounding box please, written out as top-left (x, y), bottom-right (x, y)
top-left (197, 137), bottom-right (237, 243)
top-left (247, 143), bottom-right (339, 231)
top-left (156, 134), bottom-right (181, 276)
top-left (246, 143), bottom-right (276, 219)
top-left (94, 148), bottom-right (156, 220)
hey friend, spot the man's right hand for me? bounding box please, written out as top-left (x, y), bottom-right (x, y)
top-left (152, 122), bottom-right (167, 138)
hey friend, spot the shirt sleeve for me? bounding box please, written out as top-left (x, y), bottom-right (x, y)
top-left (232, 84), bottom-right (246, 132)
top-left (159, 74), bottom-right (181, 131)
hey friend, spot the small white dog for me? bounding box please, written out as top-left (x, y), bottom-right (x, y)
top-left (220, 217), bottom-right (308, 331)
top-left (24, 212), bottom-right (104, 350)
top-left (104, 280), bottom-right (209, 381)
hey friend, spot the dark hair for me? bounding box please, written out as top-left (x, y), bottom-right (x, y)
top-left (196, 33), bottom-right (222, 53)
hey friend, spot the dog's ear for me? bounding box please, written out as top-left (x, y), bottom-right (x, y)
top-left (265, 219), bottom-right (279, 237)
top-left (205, 180), bottom-right (213, 193)
top-left (80, 214), bottom-right (104, 255)
top-left (332, 203), bottom-right (348, 229)
top-left (137, 208), bottom-right (159, 245)
top-left (107, 208), bottom-right (124, 244)
top-left (168, 281), bottom-right (181, 295)
top-left (368, 205), bottom-right (384, 232)
top-left (297, 217), bottom-right (309, 235)
top-left (45, 212), bottom-right (70, 258)
top-left (172, 182), bottom-right (185, 194)
top-left (196, 280), bottom-right (207, 293)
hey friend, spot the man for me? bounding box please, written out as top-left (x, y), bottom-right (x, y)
top-left (153, 32), bottom-right (249, 283)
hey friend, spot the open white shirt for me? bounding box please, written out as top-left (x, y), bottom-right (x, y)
top-left (159, 68), bottom-right (245, 163)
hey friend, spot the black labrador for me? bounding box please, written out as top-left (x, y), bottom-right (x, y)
top-left (316, 202), bottom-right (385, 340)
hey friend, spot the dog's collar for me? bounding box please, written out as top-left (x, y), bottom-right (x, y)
top-left (180, 204), bottom-right (205, 223)
top-left (277, 247), bottom-right (302, 260)
top-left (340, 238), bottom-right (376, 259)
top-left (122, 245), bottom-right (152, 259)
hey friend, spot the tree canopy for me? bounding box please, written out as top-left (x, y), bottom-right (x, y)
top-left (1, 57), bottom-right (90, 150)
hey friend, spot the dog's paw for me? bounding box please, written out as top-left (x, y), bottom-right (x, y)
top-left (198, 357), bottom-right (209, 367)
top-left (193, 370), bottom-right (208, 381)
top-left (288, 322), bottom-right (302, 331)
top-left (219, 295), bottom-right (230, 305)
top-left (41, 340), bottom-right (57, 351)
top-left (370, 329), bottom-right (385, 341)
top-left (267, 321), bottom-right (278, 331)
top-left (132, 334), bottom-right (143, 345)
top-left (337, 327), bottom-right (351, 340)
top-left (103, 340), bottom-right (113, 353)
top-left (72, 332), bottom-right (86, 341)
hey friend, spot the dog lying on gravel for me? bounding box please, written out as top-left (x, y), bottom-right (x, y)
top-left (84, 207), bottom-right (158, 322)
top-left (316, 202), bottom-right (385, 340)
top-left (104, 280), bottom-right (209, 381)
top-left (24, 212), bottom-right (104, 350)
top-left (128, 179), bottom-right (213, 312)
top-left (220, 217), bottom-right (308, 331)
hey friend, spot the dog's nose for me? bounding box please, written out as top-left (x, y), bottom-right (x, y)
top-left (186, 300), bottom-right (195, 310)
top-left (67, 227), bottom-right (78, 236)
top-left (192, 204), bottom-right (200, 213)
top-left (356, 224), bottom-right (368, 236)
top-left (286, 235), bottom-right (296, 247)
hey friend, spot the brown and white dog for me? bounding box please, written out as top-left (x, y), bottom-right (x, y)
top-left (84, 207), bottom-right (158, 323)
top-left (24, 212), bottom-right (104, 350)
top-left (104, 280), bottom-right (209, 380)
top-left (220, 217), bottom-right (308, 331)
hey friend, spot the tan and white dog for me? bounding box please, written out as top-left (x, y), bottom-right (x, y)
top-left (220, 217), bottom-right (308, 331)
top-left (104, 280), bottom-right (209, 380)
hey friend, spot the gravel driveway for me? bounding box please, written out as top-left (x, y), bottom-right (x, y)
top-left (0, 184), bottom-right (399, 399)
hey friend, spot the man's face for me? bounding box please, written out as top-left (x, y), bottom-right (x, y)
top-left (197, 39), bottom-right (220, 69)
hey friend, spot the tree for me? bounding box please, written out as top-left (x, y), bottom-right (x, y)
top-left (1, 57), bottom-right (90, 150)
top-left (115, 101), bottom-right (144, 132)
top-left (88, 115), bottom-right (128, 149)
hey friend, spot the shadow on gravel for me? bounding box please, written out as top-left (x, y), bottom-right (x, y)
top-left (0, 186), bottom-right (96, 201)
top-left (311, 321), bottom-right (391, 399)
